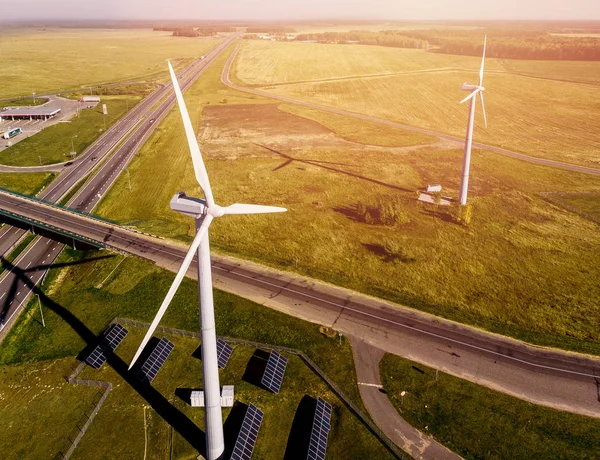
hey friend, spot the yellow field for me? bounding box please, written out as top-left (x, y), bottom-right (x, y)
top-left (96, 44), bottom-right (600, 355)
top-left (0, 29), bottom-right (221, 99)
top-left (232, 41), bottom-right (600, 166)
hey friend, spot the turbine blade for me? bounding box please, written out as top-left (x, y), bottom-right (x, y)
top-left (460, 89), bottom-right (479, 104)
top-left (479, 35), bottom-right (487, 86)
top-left (222, 203), bottom-right (287, 215)
top-left (168, 61), bottom-right (215, 207)
top-left (128, 218), bottom-right (212, 370)
top-left (480, 91), bottom-right (488, 129)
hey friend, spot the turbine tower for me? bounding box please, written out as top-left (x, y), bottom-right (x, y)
top-left (129, 62), bottom-right (286, 460)
top-left (458, 35), bottom-right (488, 206)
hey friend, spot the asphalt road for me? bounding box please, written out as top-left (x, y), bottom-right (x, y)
top-left (1, 189), bottom-right (599, 418)
top-left (351, 337), bottom-right (461, 460)
top-left (0, 35), bottom-right (240, 337)
top-left (221, 44), bottom-right (600, 177)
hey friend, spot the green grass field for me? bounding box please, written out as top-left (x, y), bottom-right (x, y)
top-left (0, 29), bottom-right (222, 99)
top-left (380, 353), bottom-right (600, 459)
top-left (0, 171), bottom-right (55, 195)
top-left (543, 192), bottom-right (600, 221)
top-left (0, 248), bottom-right (391, 459)
top-left (0, 358), bottom-right (100, 460)
top-left (0, 96), bottom-right (140, 166)
top-left (94, 42), bottom-right (600, 356)
top-left (232, 41), bottom-right (600, 167)
top-left (1, 97), bottom-right (50, 107)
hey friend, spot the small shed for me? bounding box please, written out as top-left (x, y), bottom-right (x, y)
top-left (190, 386), bottom-right (235, 407)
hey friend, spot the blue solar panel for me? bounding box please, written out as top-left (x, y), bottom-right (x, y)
top-left (217, 338), bottom-right (233, 369)
top-left (86, 324), bottom-right (128, 369)
top-left (307, 397), bottom-right (332, 460)
top-left (260, 350), bottom-right (288, 394)
top-left (231, 404), bottom-right (263, 460)
top-left (137, 338), bottom-right (174, 384)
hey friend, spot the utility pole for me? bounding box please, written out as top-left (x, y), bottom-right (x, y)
top-left (32, 91), bottom-right (36, 105)
top-left (37, 294), bottom-right (45, 328)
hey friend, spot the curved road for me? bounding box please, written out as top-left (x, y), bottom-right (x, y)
top-left (221, 43), bottom-right (600, 177)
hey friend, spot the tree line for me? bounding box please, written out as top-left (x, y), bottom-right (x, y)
top-left (292, 28), bottom-right (600, 60)
top-left (153, 26), bottom-right (236, 37)
top-left (401, 29), bottom-right (600, 60)
top-left (294, 30), bottom-right (428, 49)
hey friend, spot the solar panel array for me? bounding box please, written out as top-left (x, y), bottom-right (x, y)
top-left (231, 404), bottom-right (264, 460)
top-left (260, 350), bottom-right (288, 394)
top-left (216, 338), bottom-right (233, 369)
top-left (137, 337), bottom-right (174, 384)
top-left (307, 397), bottom-right (332, 460)
top-left (86, 324), bottom-right (128, 369)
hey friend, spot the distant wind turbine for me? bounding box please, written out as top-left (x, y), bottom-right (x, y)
top-left (128, 62), bottom-right (286, 460)
top-left (458, 35), bottom-right (488, 206)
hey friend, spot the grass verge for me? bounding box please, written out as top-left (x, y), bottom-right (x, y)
top-left (380, 353), bottom-right (600, 460)
top-left (0, 172), bottom-right (56, 195)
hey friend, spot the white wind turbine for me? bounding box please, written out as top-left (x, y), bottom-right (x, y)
top-left (129, 62), bottom-right (286, 460)
top-left (458, 35), bottom-right (488, 206)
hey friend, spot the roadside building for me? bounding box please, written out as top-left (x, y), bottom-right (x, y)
top-left (0, 107), bottom-right (61, 121)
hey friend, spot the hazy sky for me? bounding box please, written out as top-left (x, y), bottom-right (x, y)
top-left (1, 0), bottom-right (599, 21)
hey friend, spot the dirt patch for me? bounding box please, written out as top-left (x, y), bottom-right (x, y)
top-left (199, 103), bottom-right (439, 161)
top-left (202, 103), bottom-right (332, 138)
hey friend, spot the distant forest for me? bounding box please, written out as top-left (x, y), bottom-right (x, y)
top-left (294, 29), bottom-right (600, 60)
top-left (153, 26), bottom-right (236, 37)
top-left (401, 29), bottom-right (600, 60)
top-left (294, 31), bottom-right (427, 49)
top-left (246, 27), bottom-right (297, 34)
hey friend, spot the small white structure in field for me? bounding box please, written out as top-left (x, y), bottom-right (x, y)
top-left (418, 193), bottom-right (452, 206)
top-left (191, 386), bottom-right (235, 408)
top-left (427, 184), bottom-right (442, 193)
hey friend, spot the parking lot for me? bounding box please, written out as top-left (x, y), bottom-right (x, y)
top-left (0, 96), bottom-right (91, 152)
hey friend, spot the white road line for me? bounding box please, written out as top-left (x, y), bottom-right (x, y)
top-left (211, 265), bottom-right (598, 379)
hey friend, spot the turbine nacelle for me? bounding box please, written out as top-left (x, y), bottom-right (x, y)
top-left (170, 192), bottom-right (287, 220)
top-left (461, 83), bottom-right (484, 93)
top-left (170, 192), bottom-right (206, 218)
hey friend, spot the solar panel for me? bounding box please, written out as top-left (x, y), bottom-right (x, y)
top-left (231, 404), bottom-right (264, 460)
top-left (307, 397), bottom-right (332, 460)
top-left (260, 350), bottom-right (288, 394)
top-left (217, 338), bottom-right (233, 369)
top-left (137, 338), bottom-right (174, 384)
top-left (86, 324), bottom-right (129, 369)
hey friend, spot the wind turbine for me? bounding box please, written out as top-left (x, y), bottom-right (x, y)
top-left (458, 35), bottom-right (488, 206)
top-left (129, 62), bottom-right (286, 460)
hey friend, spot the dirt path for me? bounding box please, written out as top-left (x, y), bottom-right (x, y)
top-left (350, 336), bottom-right (462, 460)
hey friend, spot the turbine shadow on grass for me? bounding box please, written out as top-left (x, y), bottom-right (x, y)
top-left (283, 395), bottom-right (318, 460)
top-left (0, 254), bottom-right (208, 457)
top-left (255, 143), bottom-right (414, 194)
top-left (0, 252), bottom-right (113, 325)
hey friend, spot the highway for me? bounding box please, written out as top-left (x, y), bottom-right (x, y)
top-left (221, 44), bottom-right (600, 177)
top-left (0, 34), bottom-right (240, 337)
top-left (1, 189), bottom-right (599, 418)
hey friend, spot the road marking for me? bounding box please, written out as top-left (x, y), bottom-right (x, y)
top-left (358, 382), bottom-right (384, 389)
top-left (211, 265), bottom-right (598, 379)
